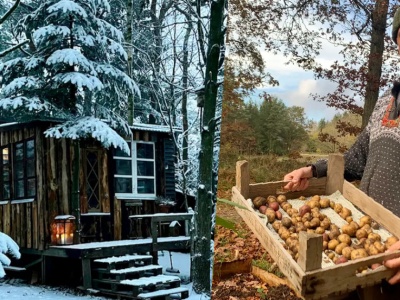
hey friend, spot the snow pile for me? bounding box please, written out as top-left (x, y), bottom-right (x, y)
top-left (0, 232), bottom-right (21, 278)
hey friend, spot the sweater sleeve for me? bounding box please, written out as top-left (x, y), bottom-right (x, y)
top-left (310, 128), bottom-right (370, 181)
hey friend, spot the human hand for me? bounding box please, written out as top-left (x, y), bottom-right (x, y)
top-left (384, 241), bottom-right (400, 284)
top-left (283, 166), bottom-right (313, 191)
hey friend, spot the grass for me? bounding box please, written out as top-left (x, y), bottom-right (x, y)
top-left (252, 258), bottom-right (285, 278)
top-left (217, 147), bottom-right (323, 198)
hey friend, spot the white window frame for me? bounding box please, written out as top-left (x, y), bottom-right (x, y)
top-left (114, 139), bottom-right (156, 200)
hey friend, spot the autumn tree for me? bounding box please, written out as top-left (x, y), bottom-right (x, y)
top-left (225, 0), bottom-right (400, 135)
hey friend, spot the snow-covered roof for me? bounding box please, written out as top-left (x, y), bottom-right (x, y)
top-left (130, 123), bottom-right (181, 133)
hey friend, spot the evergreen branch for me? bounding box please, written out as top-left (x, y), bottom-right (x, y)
top-left (0, 40), bottom-right (29, 58)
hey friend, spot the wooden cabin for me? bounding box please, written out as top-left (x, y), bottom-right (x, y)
top-left (0, 120), bottom-right (192, 291)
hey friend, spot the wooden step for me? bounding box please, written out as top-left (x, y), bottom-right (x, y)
top-left (120, 274), bottom-right (181, 294)
top-left (93, 274), bottom-right (180, 295)
top-left (93, 254), bottom-right (153, 271)
top-left (94, 265), bottom-right (163, 281)
top-left (137, 286), bottom-right (189, 300)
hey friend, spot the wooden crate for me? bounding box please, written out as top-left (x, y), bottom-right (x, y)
top-left (232, 154), bottom-right (400, 300)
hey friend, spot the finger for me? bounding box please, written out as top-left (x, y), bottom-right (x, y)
top-left (283, 182), bottom-right (293, 190)
top-left (388, 270), bottom-right (400, 285)
top-left (387, 240), bottom-right (400, 252)
top-left (298, 178), bottom-right (309, 191)
top-left (384, 257), bottom-right (400, 269)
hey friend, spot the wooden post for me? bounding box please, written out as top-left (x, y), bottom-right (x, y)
top-left (297, 231), bottom-right (323, 272)
top-left (236, 161), bottom-right (250, 199)
top-left (82, 258), bottom-right (92, 289)
top-left (151, 218), bottom-right (158, 265)
top-left (326, 154), bottom-right (344, 195)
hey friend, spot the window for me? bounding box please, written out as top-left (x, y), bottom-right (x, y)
top-left (0, 139), bottom-right (36, 201)
top-left (114, 140), bottom-right (156, 199)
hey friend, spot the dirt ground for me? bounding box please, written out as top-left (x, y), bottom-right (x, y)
top-left (212, 202), bottom-right (303, 300)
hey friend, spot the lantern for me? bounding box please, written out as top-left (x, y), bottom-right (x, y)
top-left (54, 215), bottom-right (75, 245)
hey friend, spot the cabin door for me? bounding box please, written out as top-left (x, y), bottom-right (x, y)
top-left (80, 148), bottom-right (112, 242)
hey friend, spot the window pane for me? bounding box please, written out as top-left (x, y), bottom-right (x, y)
top-left (2, 148), bottom-right (9, 164)
top-left (15, 161), bottom-right (24, 179)
top-left (15, 143), bottom-right (23, 160)
top-left (27, 178), bottom-right (36, 197)
top-left (115, 159), bottom-right (132, 175)
top-left (16, 180), bottom-right (24, 198)
top-left (3, 183), bottom-right (10, 199)
top-left (27, 159), bottom-right (35, 177)
top-left (115, 177), bottom-right (132, 193)
top-left (137, 179), bottom-right (154, 194)
top-left (137, 143), bottom-right (154, 159)
top-left (137, 161), bottom-right (154, 176)
top-left (115, 142), bottom-right (131, 157)
top-left (3, 169), bottom-right (9, 182)
top-left (27, 140), bottom-right (35, 158)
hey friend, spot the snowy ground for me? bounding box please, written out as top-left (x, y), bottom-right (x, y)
top-left (0, 251), bottom-right (209, 300)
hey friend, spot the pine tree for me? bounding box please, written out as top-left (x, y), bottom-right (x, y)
top-left (0, 0), bottom-right (139, 153)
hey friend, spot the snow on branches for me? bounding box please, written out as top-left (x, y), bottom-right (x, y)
top-left (0, 232), bottom-right (21, 278)
top-left (0, 0), bottom-right (139, 154)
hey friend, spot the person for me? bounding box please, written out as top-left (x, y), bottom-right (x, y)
top-left (283, 6), bottom-right (400, 295)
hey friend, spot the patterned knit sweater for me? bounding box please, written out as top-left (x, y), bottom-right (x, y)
top-left (313, 85), bottom-right (400, 217)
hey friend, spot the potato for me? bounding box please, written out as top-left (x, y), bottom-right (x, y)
top-left (265, 208), bottom-right (276, 223)
top-left (295, 222), bottom-right (306, 233)
top-left (342, 246), bottom-right (354, 260)
top-left (304, 221), bottom-right (311, 229)
top-left (361, 224), bottom-right (372, 234)
top-left (334, 203), bottom-right (343, 213)
top-left (322, 232), bottom-right (329, 242)
top-left (351, 248), bottom-right (368, 260)
top-left (315, 226), bottom-right (325, 234)
top-left (307, 200), bottom-right (320, 209)
top-left (307, 229), bottom-right (315, 234)
top-left (309, 217), bottom-right (320, 228)
top-left (338, 234), bottom-right (352, 246)
top-left (269, 201), bottom-right (280, 211)
top-left (311, 195), bottom-right (321, 202)
top-left (281, 202), bottom-right (292, 212)
top-left (259, 205), bottom-right (267, 214)
top-left (359, 215), bottom-right (372, 228)
top-left (386, 236), bottom-right (399, 248)
top-left (353, 238), bottom-right (367, 249)
top-left (373, 241), bottom-right (385, 253)
top-left (272, 221), bottom-right (281, 231)
top-left (287, 208), bottom-right (298, 217)
top-left (335, 242), bottom-right (348, 255)
top-left (329, 227), bottom-right (341, 240)
top-left (275, 211), bottom-right (282, 220)
top-left (364, 238), bottom-right (374, 250)
top-left (327, 251), bottom-right (336, 260)
top-left (318, 213), bottom-right (327, 221)
top-left (302, 212), bottom-right (313, 223)
top-left (267, 195), bottom-right (277, 204)
top-left (335, 256), bottom-right (348, 264)
top-left (349, 221), bottom-right (360, 231)
top-left (319, 198), bottom-right (330, 208)
top-left (299, 205), bottom-right (311, 217)
top-left (341, 224), bottom-right (356, 237)
top-left (339, 207), bottom-right (352, 219)
top-left (356, 229), bottom-right (368, 240)
top-left (328, 239), bottom-right (339, 251)
top-left (253, 196), bottom-right (267, 209)
top-left (276, 194), bottom-right (286, 204)
top-left (323, 240), bottom-right (328, 250)
top-left (330, 200), bottom-right (336, 209)
top-left (320, 218), bottom-right (331, 230)
top-left (367, 244), bottom-right (379, 256)
top-left (367, 232), bottom-right (381, 242)
top-left (346, 216), bottom-right (353, 223)
top-left (371, 221), bottom-right (380, 230)
top-left (281, 217), bottom-right (292, 228)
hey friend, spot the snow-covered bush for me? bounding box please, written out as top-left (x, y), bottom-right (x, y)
top-left (0, 232), bottom-right (21, 278)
